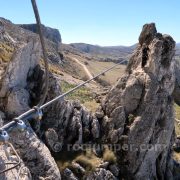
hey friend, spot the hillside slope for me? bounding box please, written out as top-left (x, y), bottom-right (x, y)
top-left (19, 23), bottom-right (62, 45)
top-left (70, 42), bottom-right (134, 61)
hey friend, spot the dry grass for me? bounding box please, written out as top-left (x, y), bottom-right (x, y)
top-left (83, 99), bottom-right (99, 113)
top-left (74, 149), bottom-right (101, 172)
top-left (56, 147), bottom-right (118, 175)
top-left (103, 146), bottom-right (117, 164)
top-left (61, 81), bottom-right (99, 112)
top-left (175, 104), bottom-right (180, 136)
top-left (68, 54), bottom-right (126, 85)
top-left (0, 43), bottom-right (14, 62)
top-left (49, 63), bottom-right (64, 76)
top-left (61, 81), bottom-right (93, 103)
top-left (175, 103), bottom-right (180, 119)
top-left (174, 104), bottom-right (180, 162)
top-left (56, 149), bottom-right (102, 174)
top-left (86, 60), bottom-right (125, 85)
top-left (175, 121), bottom-right (180, 136)
top-left (57, 161), bottom-right (71, 171)
top-left (63, 55), bottom-right (89, 80)
top-left (55, 150), bottom-right (81, 172)
top-left (173, 151), bottom-right (180, 162)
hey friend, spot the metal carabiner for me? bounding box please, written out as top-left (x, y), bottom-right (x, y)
top-left (0, 129), bottom-right (9, 144)
top-left (14, 118), bottom-right (27, 132)
top-left (0, 142), bottom-right (21, 175)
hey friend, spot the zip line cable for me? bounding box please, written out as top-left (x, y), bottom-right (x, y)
top-left (0, 60), bottom-right (126, 132)
top-left (0, 0), bottom-right (49, 175)
top-left (0, 0), bottom-right (127, 175)
top-left (40, 60), bottom-right (126, 109)
top-left (31, 0), bottom-right (49, 106)
top-left (0, 60), bottom-right (126, 174)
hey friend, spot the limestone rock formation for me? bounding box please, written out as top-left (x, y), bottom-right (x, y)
top-left (0, 39), bottom-right (61, 179)
top-left (20, 24), bottom-right (62, 46)
top-left (0, 20), bottom-right (179, 180)
top-left (0, 40), bottom-right (40, 116)
top-left (43, 100), bottom-right (100, 152)
top-left (0, 18), bottom-right (62, 64)
top-left (40, 23), bottom-right (179, 179)
top-left (101, 23), bottom-right (176, 179)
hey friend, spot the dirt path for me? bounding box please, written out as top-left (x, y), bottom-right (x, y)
top-left (72, 57), bottom-right (94, 79)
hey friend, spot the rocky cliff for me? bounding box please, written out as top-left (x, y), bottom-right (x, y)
top-left (0, 17), bottom-right (63, 64)
top-left (19, 24), bottom-right (62, 46)
top-left (0, 41), bottom-right (61, 179)
top-left (0, 22), bottom-right (180, 179)
top-left (102, 23), bottom-right (176, 179)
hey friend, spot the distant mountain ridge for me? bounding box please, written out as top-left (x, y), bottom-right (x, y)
top-left (1, 17), bottom-right (180, 62)
top-left (70, 42), bottom-right (180, 60)
top-left (69, 43), bottom-right (135, 61)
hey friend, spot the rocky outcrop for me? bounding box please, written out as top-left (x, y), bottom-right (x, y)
top-left (38, 23), bottom-right (179, 179)
top-left (42, 100), bottom-right (100, 152)
top-left (0, 18), bottom-right (63, 64)
top-left (20, 24), bottom-right (62, 45)
top-left (4, 40), bottom-right (40, 87)
top-left (0, 21), bottom-right (179, 180)
top-left (0, 39), bottom-right (61, 179)
top-left (101, 23), bottom-right (176, 179)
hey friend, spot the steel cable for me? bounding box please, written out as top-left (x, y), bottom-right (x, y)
top-left (0, 60), bottom-right (126, 132)
top-left (31, 0), bottom-right (49, 106)
top-left (0, 0), bottom-right (127, 176)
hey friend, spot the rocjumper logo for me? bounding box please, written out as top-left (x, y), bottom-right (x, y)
top-left (67, 143), bottom-right (167, 152)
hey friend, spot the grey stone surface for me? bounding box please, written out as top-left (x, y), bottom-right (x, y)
top-left (0, 20), bottom-right (179, 179)
top-left (86, 168), bottom-right (117, 180)
top-left (102, 23), bottom-right (176, 179)
top-left (19, 24), bottom-right (62, 45)
top-left (0, 38), bottom-right (61, 179)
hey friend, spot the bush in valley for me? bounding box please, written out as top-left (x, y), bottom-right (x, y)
top-left (84, 61), bottom-right (89, 65)
top-left (95, 77), bottom-right (111, 86)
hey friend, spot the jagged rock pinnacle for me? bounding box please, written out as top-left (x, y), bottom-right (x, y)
top-left (139, 23), bottom-right (157, 46)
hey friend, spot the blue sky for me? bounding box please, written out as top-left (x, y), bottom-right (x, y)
top-left (1, 0), bottom-right (179, 46)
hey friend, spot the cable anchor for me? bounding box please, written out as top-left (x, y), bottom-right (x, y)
top-left (14, 118), bottom-right (27, 132)
top-left (0, 129), bottom-right (9, 144)
top-left (0, 130), bottom-right (21, 174)
top-left (33, 106), bottom-right (43, 120)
